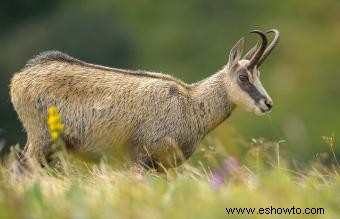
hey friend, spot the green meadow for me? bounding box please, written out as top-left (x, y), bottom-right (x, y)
top-left (0, 136), bottom-right (339, 219)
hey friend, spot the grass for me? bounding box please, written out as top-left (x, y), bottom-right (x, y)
top-left (0, 137), bottom-right (339, 219)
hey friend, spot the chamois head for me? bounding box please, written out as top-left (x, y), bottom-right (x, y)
top-left (224, 29), bottom-right (279, 116)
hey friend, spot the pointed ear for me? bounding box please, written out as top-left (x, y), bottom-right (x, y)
top-left (243, 42), bottom-right (260, 60)
top-left (228, 38), bottom-right (244, 69)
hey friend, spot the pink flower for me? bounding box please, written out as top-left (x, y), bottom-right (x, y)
top-left (210, 156), bottom-right (240, 189)
top-left (210, 170), bottom-right (225, 189)
top-left (223, 157), bottom-right (240, 175)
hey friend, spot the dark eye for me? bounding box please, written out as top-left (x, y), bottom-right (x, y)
top-left (239, 74), bottom-right (249, 82)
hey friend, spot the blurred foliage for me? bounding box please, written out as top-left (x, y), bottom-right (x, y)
top-left (0, 0), bottom-right (340, 160)
top-left (0, 138), bottom-right (339, 219)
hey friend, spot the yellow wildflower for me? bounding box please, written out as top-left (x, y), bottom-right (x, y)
top-left (49, 124), bottom-right (57, 132)
top-left (47, 106), bottom-right (64, 141)
top-left (57, 123), bottom-right (64, 132)
top-left (51, 131), bottom-right (59, 140)
top-left (48, 106), bottom-right (58, 115)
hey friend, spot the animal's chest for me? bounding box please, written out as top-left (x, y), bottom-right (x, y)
top-left (170, 125), bottom-right (204, 160)
top-left (150, 136), bottom-right (198, 168)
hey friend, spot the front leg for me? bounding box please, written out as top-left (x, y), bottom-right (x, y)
top-left (147, 137), bottom-right (189, 170)
top-left (130, 152), bottom-right (158, 174)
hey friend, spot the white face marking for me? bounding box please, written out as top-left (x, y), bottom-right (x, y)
top-left (224, 60), bottom-right (273, 116)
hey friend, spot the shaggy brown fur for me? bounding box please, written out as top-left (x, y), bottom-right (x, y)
top-left (10, 34), bottom-right (276, 169)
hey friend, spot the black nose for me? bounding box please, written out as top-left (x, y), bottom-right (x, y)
top-left (265, 99), bottom-right (273, 110)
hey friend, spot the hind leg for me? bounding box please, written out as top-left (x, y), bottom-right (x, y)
top-left (23, 131), bottom-right (54, 167)
top-left (9, 138), bottom-right (51, 175)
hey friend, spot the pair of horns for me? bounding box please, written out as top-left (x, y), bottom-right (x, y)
top-left (247, 29), bottom-right (280, 69)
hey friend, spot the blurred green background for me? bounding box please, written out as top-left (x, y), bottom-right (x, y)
top-left (0, 0), bottom-right (339, 161)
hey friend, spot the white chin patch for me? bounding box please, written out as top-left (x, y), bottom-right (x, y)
top-left (253, 107), bottom-right (266, 116)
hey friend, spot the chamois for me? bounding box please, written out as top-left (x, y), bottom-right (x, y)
top-left (10, 29), bottom-right (279, 170)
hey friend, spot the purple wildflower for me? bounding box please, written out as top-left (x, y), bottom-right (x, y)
top-left (223, 157), bottom-right (240, 175)
top-left (210, 156), bottom-right (241, 189)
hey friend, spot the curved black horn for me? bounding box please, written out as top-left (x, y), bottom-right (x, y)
top-left (257, 29), bottom-right (280, 66)
top-left (247, 30), bottom-right (268, 69)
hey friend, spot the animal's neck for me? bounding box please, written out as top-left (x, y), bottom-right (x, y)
top-left (190, 70), bottom-right (235, 136)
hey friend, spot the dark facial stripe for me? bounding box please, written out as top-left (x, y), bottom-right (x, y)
top-left (237, 70), bottom-right (265, 103)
